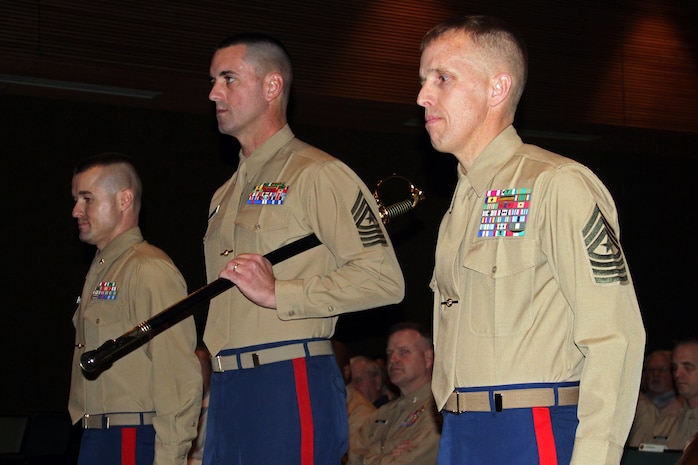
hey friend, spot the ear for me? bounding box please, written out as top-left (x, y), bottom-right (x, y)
top-left (490, 73), bottom-right (512, 107)
top-left (264, 72), bottom-right (284, 102)
top-left (118, 188), bottom-right (134, 212)
top-left (425, 348), bottom-right (434, 369)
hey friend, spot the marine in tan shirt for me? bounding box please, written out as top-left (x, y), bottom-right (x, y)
top-left (202, 33), bottom-right (404, 464)
top-left (417, 16), bottom-right (645, 465)
top-left (349, 323), bottom-right (441, 465)
top-left (630, 339), bottom-right (698, 452)
top-left (69, 153), bottom-right (202, 465)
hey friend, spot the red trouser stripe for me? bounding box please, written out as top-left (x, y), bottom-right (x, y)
top-left (121, 427), bottom-right (137, 465)
top-left (293, 358), bottom-right (314, 465)
top-left (532, 407), bottom-right (558, 465)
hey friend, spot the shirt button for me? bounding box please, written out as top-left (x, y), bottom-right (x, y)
top-left (95, 318), bottom-right (100, 324)
top-left (255, 224), bottom-right (261, 230)
top-left (288, 310), bottom-right (295, 317)
top-left (328, 306), bottom-right (334, 313)
top-left (492, 265), bottom-right (497, 274)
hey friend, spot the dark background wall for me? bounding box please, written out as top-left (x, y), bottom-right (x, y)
top-left (0, 92), bottom-right (451, 416)
top-left (1, 0), bottom-right (697, 428)
top-left (2, 92), bottom-right (697, 419)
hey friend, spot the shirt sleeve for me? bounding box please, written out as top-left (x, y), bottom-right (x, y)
top-left (539, 166), bottom-right (645, 465)
top-left (130, 258), bottom-right (203, 465)
top-left (275, 159), bottom-right (405, 319)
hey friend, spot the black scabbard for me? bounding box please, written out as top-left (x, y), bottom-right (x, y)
top-left (79, 233), bottom-right (322, 374)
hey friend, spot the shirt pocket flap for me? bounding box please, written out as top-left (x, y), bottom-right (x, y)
top-left (463, 239), bottom-right (537, 278)
top-left (235, 205), bottom-right (291, 232)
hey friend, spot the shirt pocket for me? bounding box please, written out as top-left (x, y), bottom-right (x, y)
top-left (235, 203), bottom-right (290, 230)
top-left (82, 300), bottom-right (125, 348)
top-left (463, 239), bottom-right (537, 337)
top-left (234, 204), bottom-right (292, 251)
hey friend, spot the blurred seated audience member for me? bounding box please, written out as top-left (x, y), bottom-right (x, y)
top-left (643, 350), bottom-right (683, 414)
top-left (629, 338), bottom-right (698, 451)
top-left (627, 349), bottom-right (683, 447)
top-left (352, 355), bottom-right (391, 408)
top-left (348, 322), bottom-right (441, 465)
top-left (375, 357), bottom-right (400, 403)
top-left (333, 339), bottom-right (377, 464)
top-left (666, 338), bottom-right (698, 450)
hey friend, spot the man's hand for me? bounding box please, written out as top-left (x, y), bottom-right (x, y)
top-left (390, 440), bottom-right (414, 457)
top-left (219, 253), bottom-right (277, 309)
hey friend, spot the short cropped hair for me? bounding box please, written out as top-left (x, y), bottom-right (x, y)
top-left (388, 321), bottom-right (433, 350)
top-left (674, 337), bottom-right (698, 350)
top-left (216, 32), bottom-right (293, 103)
top-left (421, 15), bottom-right (528, 108)
top-left (74, 152), bottom-right (142, 211)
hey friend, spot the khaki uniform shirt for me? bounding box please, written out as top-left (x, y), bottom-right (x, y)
top-left (665, 403), bottom-right (698, 451)
top-left (347, 384), bottom-right (377, 454)
top-left (69, 227), bottom-right (203, 465)
top-left (627, 391), bottom-right (687, 449)
top-left (635, 402), bottom-right (698, 451)
top-left (349, 382), bottom-right (441, 465)
top-left (203, 125), bottom-right (404, 354)
top-left (627, 393), bottom-right (661, 447)
top-left (430, 126), bottom-right (645, 465)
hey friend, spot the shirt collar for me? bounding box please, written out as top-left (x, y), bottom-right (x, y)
top-left (400, 381), bottom-right (434, 405)
top-left (94, 227), bottom-right (144, 266)
top-left (463, 125), bottom-right (524, 197)
top-left (237, 124), bottom-right (295, 184)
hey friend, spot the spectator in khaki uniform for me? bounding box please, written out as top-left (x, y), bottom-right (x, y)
top-left (349, 322), bottom-right (441, 465)
top-left (333, 340), bottom-right (377, 465)
top-left (632, 338), bottom-right (698, 451)
top-left (203, 32), bottom-right (405, 465)
top-left (69, 153), bottom-right (202, 465)
top-left (417, 15), bottom-right (645, 465)
top-left (643, 350), bottom-right (683, 414)
top-left (627, 349), bottom-right (683, 448)
top-left (670, 339), bottom-right (698, 450)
